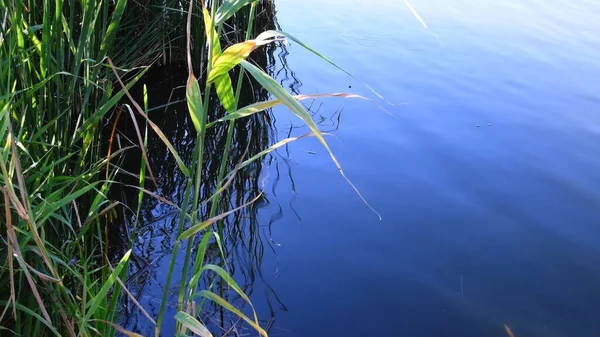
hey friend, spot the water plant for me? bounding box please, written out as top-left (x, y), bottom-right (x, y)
top-left (0, 0), bottom-right (379, 335)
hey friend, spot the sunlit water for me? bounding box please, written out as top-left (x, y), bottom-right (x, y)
top-left (124, 1), bottom-right (600, 336)
top-left (250, 1), bottom-right (600, 336)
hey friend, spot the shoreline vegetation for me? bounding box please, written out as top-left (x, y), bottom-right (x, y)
top-left (0, 0), bottom-right (380, 335)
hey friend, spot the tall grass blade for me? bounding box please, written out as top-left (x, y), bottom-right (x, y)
top-left (208, 92), bottom-right (386, 126)
top-left (0, 301), bottom-right (61, 337)
top-left (100, 0), bottom-right (128, 57)
top-left (83, 250), bottom-right (132, 323)
top-left (178, 193), bottom-right (262, 240)
top-left (240, 60), bottom-right (381, 219)
top-left (192, 290), bottom-right (267, 337)
top-left (108, 58), bottom-right (190, 176)
top-left (261, 30), bottom-right (390, 101)
top-left (230, 134), bottom-right (314, 174)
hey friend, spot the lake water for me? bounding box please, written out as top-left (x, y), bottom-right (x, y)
top-left (125, 1), bottom-right (600, 336)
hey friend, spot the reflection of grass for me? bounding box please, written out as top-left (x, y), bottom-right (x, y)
top-left (1, 0), bottom-right (384, 335)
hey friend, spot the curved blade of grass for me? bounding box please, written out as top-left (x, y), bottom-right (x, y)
top-left (13, 255), bottom-right (52, 323)
top-left (214, 0), bottom-right (257, 26)
top-left (75, 66), bottom-right (148, 145)
top-left (185, 233), bottom-right (212, 296)
top-left (115, 276), bottom-right (156, 326)
top-left (123, 104), bottom-right (158, 189)
top-left (261, 30), bottom-right (390, 102)
top-left (187, 262), bottom-right (260, 329)
top-left (202, 264), bottom-right (255, 311)
top-left (208, 92), bottom-right (390, 127)
top-left (194, 290), bottom-right (267, 337)
top-left (83, 249), bottom-right (132, 322)
top-left (240, 60), bottom-right (381, 219)
top-left (226, 134), bottom-right (314, 177)
top-left (6, 205), bottom-right (52, 325)
top-left (174, 312), bottom-right (213, 337)
top-left (108, 58), bottom-right (189, 176)
top-left (0, 301), bottom-right (61, 337)
top-left (179, 193), bottom-right (262, 240)
top-left (36, 182), bottom-right (99, 224)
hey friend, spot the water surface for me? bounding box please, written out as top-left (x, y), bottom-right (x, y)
top-left (125, 1), bottom-right (600, 336)
top-left (253, 1), bottom-right (600, 336)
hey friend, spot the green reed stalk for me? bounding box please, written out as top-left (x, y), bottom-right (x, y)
top-left (187, 2), bottom-right (259, 320)
top-left (210, 1), bottom-right (257, 220)
top-left (177, 0), bottom-right (221, 314)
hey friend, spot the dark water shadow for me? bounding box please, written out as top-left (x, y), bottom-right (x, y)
top-left (98, 2), bottom-right (332, 334)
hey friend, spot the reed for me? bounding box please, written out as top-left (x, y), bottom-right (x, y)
top-left (0, 0), bottom-right (373, 335)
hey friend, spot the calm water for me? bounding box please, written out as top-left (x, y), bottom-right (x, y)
top-left (126, 1), bottom-right (600, 336)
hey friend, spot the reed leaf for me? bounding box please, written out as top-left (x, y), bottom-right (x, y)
top-left (214, 0), bottom-right (257, 26)
top-left (207, 92), bottom-right (381, 126)
top-left (207, 41), bottom-right (256, 83)
top-left (83, 250), bottom-right (132, 323)
top-left (174, 312), bottom-right (213, 337)
top-left (240, 60), bottom-right (381, 219)
top-left (187, 74), bottom-right (205, 132)
top-left (192, 290), bottom-right (267, 337)
top-left (214, 74), bottom-right (235, 112)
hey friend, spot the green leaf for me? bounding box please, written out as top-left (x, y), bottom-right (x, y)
top-left (174, 312), bottom-right (213, 337)
top-left (186, 74), bottom-right (204, 132)
top-left (203, 264), bottom-right (252, 304)
top-left (186, 233), bottom-right (212, 292)
top-left (100, 0), bottom-right (128, 57)
top-left (262, 30), bottom-right (386, 100)
top-left (207, 92), bottom-right (374, 127)
top-left (36, 182), bottom-right (100, 224)
top-left (214, 74), bottom-right (235, 112)
top-left (230, 134), bottom-right (313, 174)
top-left (202, 7), bottom-right (221, 66)
top-left (83, 250), bottom-right (132, 322)
top-left (214, 0), bottom-right (257, 26)
top-left (207, 41), bottom-right (256, 83)
top-left (240, 60), bottom-right (381, 219)
top-left (0, 301), bottom-right (61, 337)
top-left (192, 290), bottom-right (267, 337)
top-left (239, 61), bottom-right (333, 162)
top-left (179, 194), bottom-right (261, 241)
top-left (75, 66), bottom-right (148, 145)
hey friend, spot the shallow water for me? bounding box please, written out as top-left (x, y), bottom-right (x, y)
top-left (125, 1), bottom-right (600, 336)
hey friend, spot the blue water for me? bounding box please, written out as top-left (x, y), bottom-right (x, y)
top-left (247, 1), bottom-right (600, 336)
top-left (125, 1), bottom-right (600, 336)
